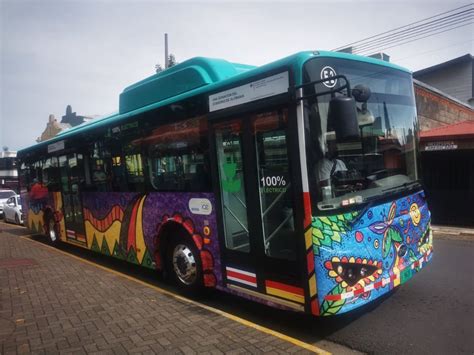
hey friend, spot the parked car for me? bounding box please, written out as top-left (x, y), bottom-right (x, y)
top-left (0, 189), bottom-right (16, 218)
top-left (2, 194), bottom-right (23, 225)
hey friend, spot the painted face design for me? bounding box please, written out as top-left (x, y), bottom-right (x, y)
top-left (325, 256), bottom-right (382, 292)
top-left (314, 191), bottom-right (432, 316)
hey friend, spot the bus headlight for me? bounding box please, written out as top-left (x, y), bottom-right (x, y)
top-left (332, 260), bottom-right (380, 287)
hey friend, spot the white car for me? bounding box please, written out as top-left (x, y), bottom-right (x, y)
top-left (0, 189), bottom-right (16, 217)
top-left (3, 194), bottom-right (23, 225)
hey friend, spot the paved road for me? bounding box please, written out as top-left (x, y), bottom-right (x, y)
top-left (320, 237), bottom-right (474, 354)
top-left (199, 235), bottom-right (474, 354)
top-left (2, 221), bottom-right (473, 354)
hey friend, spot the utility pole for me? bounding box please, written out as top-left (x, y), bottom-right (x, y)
top-left (164, 33), bottom-right (169, 69)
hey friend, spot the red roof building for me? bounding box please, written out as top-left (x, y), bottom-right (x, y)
top-left (420, 120), bottom-right (474, 140)
top-left (420, 120), bottom-right (474, 152)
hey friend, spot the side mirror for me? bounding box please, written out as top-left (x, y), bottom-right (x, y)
top-left (328, 96), bottom-right (360, 142)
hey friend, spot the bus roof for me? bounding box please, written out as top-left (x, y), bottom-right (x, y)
top-left (18, 50), bottom-right (410, 157)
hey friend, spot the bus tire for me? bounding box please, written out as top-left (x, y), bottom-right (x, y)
top-left (45, 213), bottom-right (59, 246)
top-left (167, 237), bottom-right (203, 292)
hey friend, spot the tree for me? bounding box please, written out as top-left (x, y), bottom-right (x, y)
top-left (155, 54), bottom-right (178, 73)
top-left (168, 54), bottom-right (177, 67)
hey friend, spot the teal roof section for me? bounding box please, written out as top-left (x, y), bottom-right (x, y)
top-left (314, 50), bottom-right (411, 73)
top-left (18, 50), bottom-right (411, 156)
top-left (119, 57), bottom-right (257, 114)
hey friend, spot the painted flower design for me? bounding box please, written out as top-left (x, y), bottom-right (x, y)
top-left (324, 256), bottom-right (382, 292)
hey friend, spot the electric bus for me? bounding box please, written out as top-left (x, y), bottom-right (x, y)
top-left (18, 51), bottom-right (433, 316)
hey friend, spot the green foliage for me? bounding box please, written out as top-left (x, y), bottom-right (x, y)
top-left (127, 246), bottom-right (139, 265)
top-left (408, 249), bottom-right (417, 263)
top-left (141, 248), bottom-right (154, 269)
top-left (100, 237), bottom-right (111, 256)
top-left (112, 241), bottom-right (125, 260)
top-left (382, 228), bottom-right (402, 258)
top-left (91, 234), bottom-right (100, 253)
top-left (312, 212), bottom-right (358, 256)
top-left (320, 284), bottom-right (346, 316)
top-left (155, 54), bottom-right (178, 73)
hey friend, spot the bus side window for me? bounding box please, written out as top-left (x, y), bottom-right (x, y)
top-left (111, 156), bottom-right (127, 192)
top-left (27, 160), bottom-right (42, 191)
top-left (20, 163), bottom-right (30, 192)
top-left (125, 152), bottom-right (145, 192)
top-left (89, 142), bottom-right (112, 192)
top-left (144, 116), bottom-right (211, 192)
top-left (42, 157), bottom-right (60, 191)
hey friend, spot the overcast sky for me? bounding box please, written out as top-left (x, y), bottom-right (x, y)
top-left (1, 0), bottom-right (472, 151)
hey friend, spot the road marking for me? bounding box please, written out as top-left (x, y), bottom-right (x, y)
top-left (18, 234), bottom-right (330, 354)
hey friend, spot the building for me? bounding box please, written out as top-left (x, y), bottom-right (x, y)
top-left (414, 69), bottom-right (474, 227)
top-left (414, 79), bottom-right (473, 131)
top-left (37, 114), bottom-right (70, 142)
top-left (61, 105), bottom-right (94, 127)
top-left (0, 149), bottom-right (18, 191)
top-left (419, 121), bottom-right (474, 226)
top-left (37, 105), bottom-right (95, 142)
top-left (413, 54), bottom-right (473, 107)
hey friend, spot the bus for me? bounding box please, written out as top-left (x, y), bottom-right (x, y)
top-left (0, 150), bottom-right (18, 191)
top-left (18, 51), bottom-right (433, 316)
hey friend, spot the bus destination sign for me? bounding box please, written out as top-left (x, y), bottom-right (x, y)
top-left (47, 140), bottom-right (65, 153)
top-left (209, 72), bottom-right (289, 112)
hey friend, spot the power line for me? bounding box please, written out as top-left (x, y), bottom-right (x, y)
top-left (357, 22), bottom-right (473, 56)
top-left (393, 38), bottom-right (474, 64)
top-left (354, 16), bottom-right (473, 55)
top-left (333, 3), bottom-right (473, 51)
top-left (351, 9), bottom-right (472, 54)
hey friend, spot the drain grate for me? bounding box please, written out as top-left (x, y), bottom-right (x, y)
top-left (0, 258), bottom-right (38, 268)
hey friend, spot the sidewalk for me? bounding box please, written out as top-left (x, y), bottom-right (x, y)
top-left (432, 224), bottom-right (474, 238)
top-left (0, 223), bottom-right (324, 354)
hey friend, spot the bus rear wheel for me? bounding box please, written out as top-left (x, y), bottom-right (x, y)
top-left (167, 238), bottom-right (203, 292)
top-left (46, 216), bottom-right (59, 245)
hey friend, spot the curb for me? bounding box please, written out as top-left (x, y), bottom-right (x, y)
top-left (431, 225), bottom-right (474, 239)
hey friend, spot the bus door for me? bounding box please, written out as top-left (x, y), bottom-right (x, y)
top-left (59, 154), bottom-right (87, 244)
top-left (212, 110), bottom-right (303, 306)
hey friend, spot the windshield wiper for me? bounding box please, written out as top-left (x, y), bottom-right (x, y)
top-left (350, 180), bottom-right (421, 221)
top-left (381, 180), bottom-right (422, 194)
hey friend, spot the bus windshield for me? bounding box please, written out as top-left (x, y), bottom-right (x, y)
top-left (303, 58), bottom-right (420, 210)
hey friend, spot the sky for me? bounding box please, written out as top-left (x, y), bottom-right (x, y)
top-left (1, 0), bottom-right (473, 151)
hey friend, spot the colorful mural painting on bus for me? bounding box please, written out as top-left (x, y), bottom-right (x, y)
top-left (23, 186), bottom-right (66, 240)
top-left (80, 192), bottom-right (221, 287)
top-left (22, 189), bottom-right (221, 287)
top-left (313, 190), bottom-right (433, 316)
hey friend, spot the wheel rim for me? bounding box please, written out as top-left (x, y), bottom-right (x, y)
top-left (15, 214), bottom-right (19, 224)
top-left (49, 219), bottom-right (57, 242)
top-left (172, 244), bottom-right (197, 285)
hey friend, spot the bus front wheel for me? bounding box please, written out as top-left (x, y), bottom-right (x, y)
top-left (167, 238), bottom-right (203, 292)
